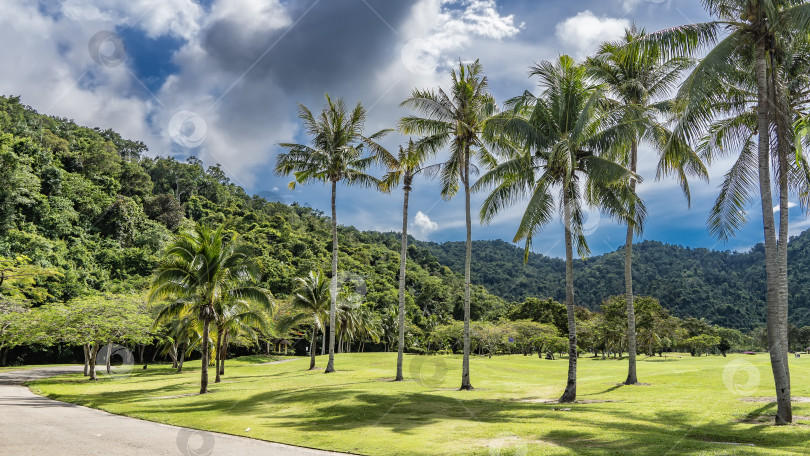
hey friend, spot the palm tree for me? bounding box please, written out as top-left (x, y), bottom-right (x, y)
top-left (585, 27), bottom-right (707, 385)
top-left (276, 94), bottom-right (392, 373)
top-left (278, 270), bottom-right (330, 370)
top-left (149, 223), bottom-right (272, 394)
top-left (382, 139), bottom-right (434, 381)
top-left (477, 56), bottom-right (641, 402)
top-left (216, 300), bottom-right (272, 378)
top-left (152, 310), bottom-right (196, 373)
top-left (641, 0), bottom-right (810, 424)
top-left (400, 59), bottom-right (505, 390)
top-left (335, 286), bottom-right (362, 353)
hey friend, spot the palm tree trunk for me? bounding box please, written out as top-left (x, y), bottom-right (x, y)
top-left (755, 40), bottom-right (791, 424)
top-left (200, 316), bottom-right (210, 394)
top-left (773, 76), bottom-right (791, 388)
top-left (560, 190), bottom-right (577, 403)
top-left (625, 139), bottom-right (638, 385)
top-left (396, 181), bottom-right (410, 381)
top-left (214, 325), bottom-right (223, 383)
top-left (310, 323), bottom-right (317, 370)
top-left (326, 180), bottom-right (338, 374)
top-left (220, 331), bottom-right (228, 376)
top-left (321, 327), bottom-right (326, 356)
top-left (460, 154), bottom-right (473, 391)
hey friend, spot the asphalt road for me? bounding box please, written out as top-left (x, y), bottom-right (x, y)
top-left (0, 366), bottom-right (349, 456)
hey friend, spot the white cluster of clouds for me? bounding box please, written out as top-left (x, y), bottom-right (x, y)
top-left (555, 10), bottom-right (629, 59)
top-left (396, 0), bottom-right (523, 77)
top-left (413, 211), bottom-right (439, 239)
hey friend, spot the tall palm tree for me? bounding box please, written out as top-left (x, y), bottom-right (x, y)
top-left (276, 94), bottom-right (392, 373)
top-left (382, 139), bottom-right (434, 381)
top-left (149, 223), bottom-right (272, 394)
top-left (400, 59), bottom-right (505, 390)
top-left (641, 0), bottom-right (810, 424)
top-left (585, 27), bottom-right (707, 385)
top-left (477, 56), bottom-right (641, 403)
top-left (278, 270), bottom-right (330, 370)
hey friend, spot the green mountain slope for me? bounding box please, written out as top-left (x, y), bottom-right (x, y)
top-left (0, 95), bottom-right (507, 325)
top-left (414, 235), bottom-right (810, 329)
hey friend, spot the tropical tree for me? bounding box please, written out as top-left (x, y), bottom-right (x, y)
top-left (278, 270), bottom-right (330, 370)
top-left (41, 295), bottom-right (151, 381)
top-left (149, 223), bottom-right (272, 394)
top-left (400, 59), bottom-right (505, 390)
top-left (477, 56), bottom-right (640, 402)
top-left (641, 0), bottom-right (810, 423)
top-left (586, 27), bottom-right (706, 384)
top-left (152, 310), bottom-right (197, 373)
top-left (276, 94), bottom-right (392, 373)
top-left (215, 300), bottom-right (271, 379)
top-left (383, 139), bottom-right (434, 381)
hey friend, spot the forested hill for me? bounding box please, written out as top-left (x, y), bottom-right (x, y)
top-left (414, 235), bottom-right (810, 329)
top-left (0, 95), bottom-right (509, 325)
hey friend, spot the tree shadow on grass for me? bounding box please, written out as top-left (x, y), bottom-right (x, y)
top-left (109, 382), bottom-right (810, 454)
top-left (34, 365), bottom-right (810, 455)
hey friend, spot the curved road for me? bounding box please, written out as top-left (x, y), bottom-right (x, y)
top-left (0, 366), bottom-right (349, 456)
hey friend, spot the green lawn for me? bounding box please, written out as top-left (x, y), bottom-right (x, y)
top-left (28, 353), bottom-right (810, 455)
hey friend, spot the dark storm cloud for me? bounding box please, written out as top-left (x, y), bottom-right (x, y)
top-left (202, 0), bottom-right (412, 93)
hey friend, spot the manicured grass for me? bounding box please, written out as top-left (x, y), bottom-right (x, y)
top-left (29, 353), bottom-right (810, 455)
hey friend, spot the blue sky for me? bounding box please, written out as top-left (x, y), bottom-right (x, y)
top-left (3, 0), bottom-right (808, 258)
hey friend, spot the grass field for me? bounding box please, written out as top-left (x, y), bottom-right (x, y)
top-left (28, 352), bottom-right (810, 455)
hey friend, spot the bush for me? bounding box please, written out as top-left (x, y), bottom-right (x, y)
top-left (436, 349), bottom-right (452, 355)
top-left (407, 347), bottom-right (426, 355)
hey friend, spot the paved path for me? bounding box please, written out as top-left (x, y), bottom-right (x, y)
top-left (0, 366), bottom-right (350, 456)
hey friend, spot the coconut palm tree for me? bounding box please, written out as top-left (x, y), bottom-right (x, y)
top-left (216, 300), bottom-right (272, 379)
top-left (585, 27), bottom-right (707, 385)
top-left (382, 139), bottom-right (435, 381)
top-left (277, 270), bottom-right (330, 370)
top-left (276, 94), bottom-right (392, 373)
top-left (477, 56), bottom-right (641, 402)
top-left (641, 0), bottom-right (810, 423)
top-left (400, 59), bottom-right (506, 390)
top-left (335, 286), bottom-right (362, 353)
top-left (148, 223), bottom-right (272, 394)
top-left (152, 310), bottom-right (196, 373)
